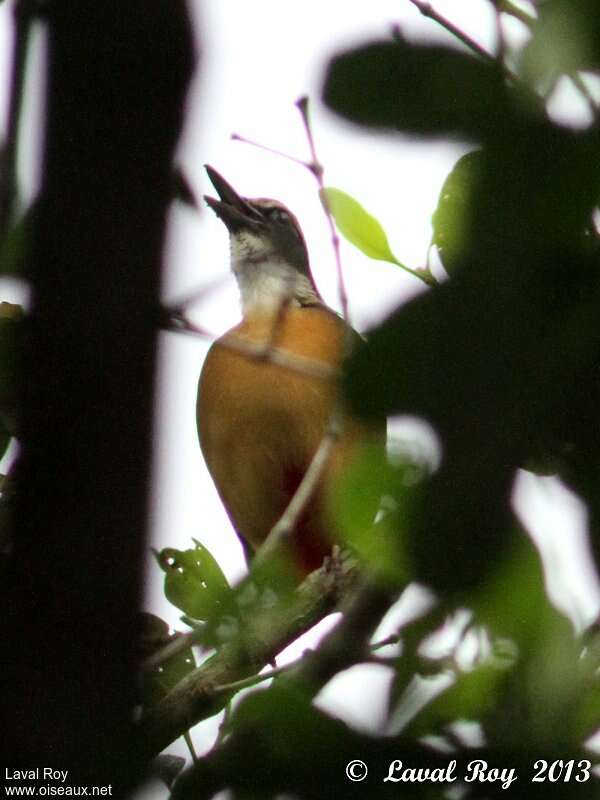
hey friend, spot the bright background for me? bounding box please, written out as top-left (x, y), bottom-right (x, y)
top-left (1, 0), bottom-right (599, 765)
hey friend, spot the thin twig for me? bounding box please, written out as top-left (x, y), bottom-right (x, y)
top-left (295, 96), bottom-right (351, 324)
top-left (569, 73), bottom-right (600, 118)
top-left (231, 132), bottom-right (310, 171)
top-left (166, 273), bottom-right (297, 351)
top-left (212, 661), bottom-right (294, 696)
top-left (212, 702), bottom-right (232, 749)
top-left (497, 0), bottom-right (535, 26)
top-left (146, 587), bottom-right (401, 690)
top-left (141, 628), bottom-right (203, 673)
top-left (165, 311), bottom-right (339, 381)
top-left (253, 421), bottom-right (341, 568)
top-left (232, 100), bottom-right (353, 322)
top-left (166, 303), bottom-right (342, 565)
top-left (492, 0), bottom-right (506, 69)
top-left (408, 0), bottom-right (507, 69)
top-left (282, 579), bottom-right (396, 697)
top-left (183, 731), bottom-right (198, 764)
top-left (366, 654), bottom-right (400, 667)
top-left (371, 633), bottom-right (402, 651)
top-left (411, 0), bottom-right (599, 119)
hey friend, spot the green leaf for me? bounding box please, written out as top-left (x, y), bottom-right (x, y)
top-left (155, 540), bottom-right (232, 621)
top-left (321, 187), bottom-right (399, 264)
top-left (431, 150), bottom-right (484, 275)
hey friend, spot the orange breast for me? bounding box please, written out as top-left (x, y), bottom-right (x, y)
top-left (197, 306), bottom-right (372, 573)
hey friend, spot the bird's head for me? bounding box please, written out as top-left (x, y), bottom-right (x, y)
top-left (204, 165), bottom-right (321, 313)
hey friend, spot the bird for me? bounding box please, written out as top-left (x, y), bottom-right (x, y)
top-left (197, 166), bottom-right (380, 576)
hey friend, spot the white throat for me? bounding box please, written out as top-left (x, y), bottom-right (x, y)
top-left (230, 230), bottom-right (320, 315)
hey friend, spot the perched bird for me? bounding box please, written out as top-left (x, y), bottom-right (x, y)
top-left (197, 166), bottom-right (379, 575)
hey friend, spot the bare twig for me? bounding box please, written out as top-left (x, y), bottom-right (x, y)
top-left (231, 132), bottom-right (310, 171)
top-left (282, 578), bottom-right (396, 697)
top-left (165, 311), bottom-right (339, 381)
top-left (407, 0), bottom-right (507, 69)
top-left (211, 623), bottom-right (401, 696)
top-left (233, 98), bottom-right (354, 322)
top-left (253, 422), bottom-right (341, 569)
top-left (295, 96), bottom-right (351, 324)
top-left (491, 0), bottom-right (507, 68)
top-left (165, 273), bottom-right (297, 366)
top-left (212, 661), bottom-right (294, 695)
top-left (142, 628), bottom-right (204, 673)
top-left (243, 96), bottom-right (366, 561)
top-left (497, 0), bottom-right (535, 26)
top-left (410, 0), bottom-right (599, 119)
top-left (568, 73), bottom-right (600, 118)
top-left (371, 632), bottom-right (402, 651)
top-left (183, 731), bottom-right (198, 764)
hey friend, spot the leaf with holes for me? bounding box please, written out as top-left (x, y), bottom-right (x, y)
top-left (155, 539), bottom-right (231, 621)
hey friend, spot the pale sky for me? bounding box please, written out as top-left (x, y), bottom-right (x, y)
top-left (1, 0), bottom-right (599, 765)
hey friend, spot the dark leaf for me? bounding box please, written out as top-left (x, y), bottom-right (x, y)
top-left (323, 40), bottom-right (527, 142)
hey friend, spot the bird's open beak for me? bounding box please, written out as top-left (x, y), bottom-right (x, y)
top-left (204, 165), bottom-right (264, 231)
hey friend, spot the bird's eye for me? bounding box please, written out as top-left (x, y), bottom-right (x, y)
top-left (267, 208), bottom-right (289, 223)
